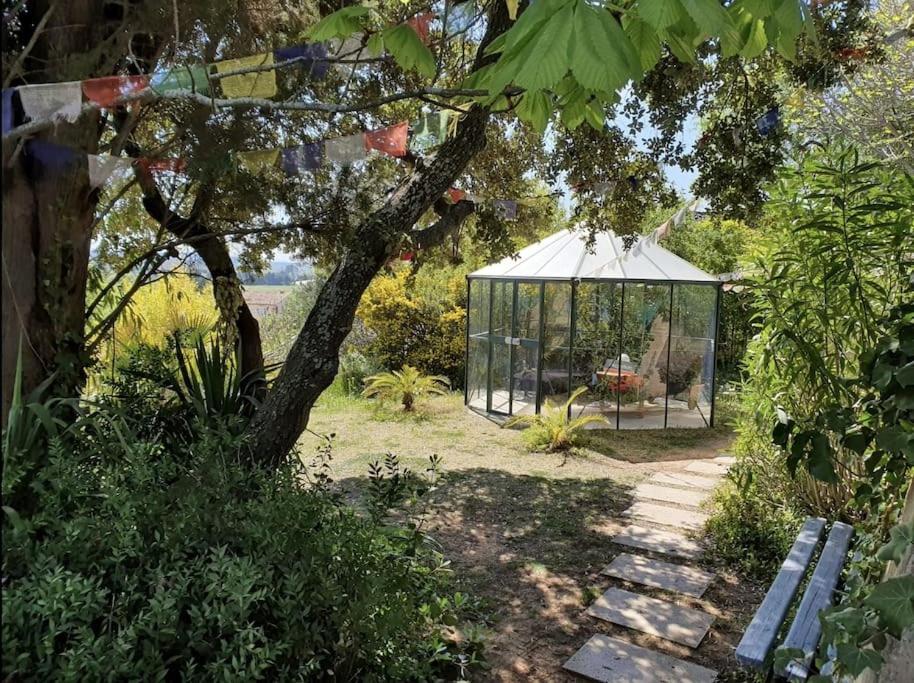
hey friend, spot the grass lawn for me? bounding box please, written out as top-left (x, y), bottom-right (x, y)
top-left (303, 391), bottom-right (762, 682)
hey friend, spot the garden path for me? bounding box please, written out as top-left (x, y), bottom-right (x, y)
top-left (563, 455), bottom-right (733, 682)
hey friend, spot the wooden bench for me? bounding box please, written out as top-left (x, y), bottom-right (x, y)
top-left (735, 517), bottom-right (855, 680)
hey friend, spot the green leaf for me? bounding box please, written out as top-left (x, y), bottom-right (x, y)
top-left (637, 0), bottom-right (686, 31)
top-left (515, 90), bottom-right (553, 134)
top-left (896, 360), bottom-right (914, 387)
top-left (623, 16), bottom-right (662, 71)
top-left (876, 521), bottom-right (914, 564)
top-left (512, 1), bottom-right (574, 90)
top-left (743, 0), bottom-right (778, 19)
top-left (680, 0), bottom-right (738, 46)
top-left (570, 4), bottom-right (639, 94)
top-left (875, 425), bottom-right (911, 455)
top-left (807, 432), bottom-right (837, 483)
top-left (864, 576), bottom-right (914, 638)
top-left (583, 97), bottom-right (606, 131)
top-left (835, 643), bottom-right (883, 677)
top-left (772, 0), bottom-right (805, 60)
top-left (382, 25), bottom-right (436, 79)
top-left (308, 6), bottom-right (371, 41)
top-left (740, 16), bottom-right (768, 58)
top-left (559, 86), bottom-right (588, 129)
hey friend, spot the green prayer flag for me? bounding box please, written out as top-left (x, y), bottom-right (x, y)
top-left (151, 65), bottom-right (211, 95)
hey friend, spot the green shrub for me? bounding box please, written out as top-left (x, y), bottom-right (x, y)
top-left (2, 412), bottom-right (484, 680)
top-left (504, 387), bottom-right (609, 452)
top-left (362, 365), bottom-right (451, 412)
top-left (705, 476), bottom-right (803, 581)
top-left (338, 350), bottom-right (379, 396)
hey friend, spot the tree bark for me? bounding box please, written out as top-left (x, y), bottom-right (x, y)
top-left (136, 174), bottom-right (265, 382)
top-left (1, 1), bottom-right (106, 422)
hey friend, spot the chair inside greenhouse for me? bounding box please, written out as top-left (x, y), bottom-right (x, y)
top-left (465, 228), bottom-right (721, 429)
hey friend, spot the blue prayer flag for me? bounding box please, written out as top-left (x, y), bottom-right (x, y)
top-left (274, 44), bottom-right (330, 80)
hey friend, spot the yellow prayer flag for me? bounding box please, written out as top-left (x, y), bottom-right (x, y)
top-left (215, 52), bottom-right (277, 99)
top-left (238, 149), bottom-right (280, 173)
top-left (506, 0), bottom-right (519, 20)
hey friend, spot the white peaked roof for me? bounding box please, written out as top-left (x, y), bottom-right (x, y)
top-left (469, 227), bottom-right (718, 282)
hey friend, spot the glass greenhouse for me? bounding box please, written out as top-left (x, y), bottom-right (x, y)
top-left (465, 228), bottom-right (721, 429)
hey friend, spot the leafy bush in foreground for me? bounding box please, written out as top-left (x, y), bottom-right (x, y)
top-left (2, 410), bottom-right (483, 680)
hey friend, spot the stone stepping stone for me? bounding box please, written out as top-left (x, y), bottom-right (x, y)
top-left (613, 524), bottom-right (703, 560)
top-left (586, 587), bottom-right (715, 648)
top-left (602, 553), bottom-right (714, 598)
top-left (634, 483), bottom-right (708, 509)
top-left (685, 461), bottom-right (729, 477)
top-left (623, 501), bottom-right (709, 532)
top-left (713, 455), bottom-right (736, 465)
top-left (564, 634), bottom-right (717, 683)
top-left (650, 472), bottom-right (719, 490)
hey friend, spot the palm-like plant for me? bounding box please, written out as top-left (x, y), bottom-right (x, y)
top-left (504, 386), bottom-right (609, 452)
top-left (362, 365), bottom-right (450, 411)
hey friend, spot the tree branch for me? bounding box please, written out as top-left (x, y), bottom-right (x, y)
top-left (3, 85), bottom-right (509, 142)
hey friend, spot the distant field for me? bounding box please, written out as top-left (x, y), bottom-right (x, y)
top-left (243, 284), bottom-right (297, 293)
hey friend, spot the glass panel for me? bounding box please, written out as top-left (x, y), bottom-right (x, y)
top-left (491, 280), bottom-right (512, 338)
top-left (489, 281), bottom-right (513, 413)
top-left (466, 279), bottom-right (489, 411)
top-left (540, 282), bottom-right (572, 409)
top-left (468, 278), bottom-right (489, 336)
top-left (511, 282), bottom-right (540, 415)
top-left (490, 342), bottom-right (511, 413)
top-left (570, 281), bottom-right (622, 427)
top-left (618, 283), bottom-right (670, 429)
top-left (666, 284), bottom-right (716, 428)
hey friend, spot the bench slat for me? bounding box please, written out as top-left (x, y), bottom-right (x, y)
top-left (779, 521), bottom-right (855, 681)
top-left (735, 516), bottom-right (826, 668)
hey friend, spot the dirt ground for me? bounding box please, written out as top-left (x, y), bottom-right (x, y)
top-left (304, 393), bottom-right (766, 682)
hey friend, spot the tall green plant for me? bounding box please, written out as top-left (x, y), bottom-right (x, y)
top-left (735, 145), bottom-right (912, 517)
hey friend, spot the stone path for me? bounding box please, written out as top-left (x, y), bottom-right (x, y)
top-left (611, 524), bottom-right (703, 560)
top-left (564, 634), bottom-right (717, 683)
top-left (602, 553), bottom-right (713, 598)
top-left (622, 501), bottom-right (709, 531)
top-left (634, 483), bottom-right (708, 508)
top-left (564, 455), bottom-right (732, 681)
top-left (586, 588), bottom-right (715, 647)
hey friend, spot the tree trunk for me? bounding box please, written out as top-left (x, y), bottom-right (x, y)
top-left (138, 185), bottom-right (265, 382)
top-left (1, 1), bottom-right (106, 422)
top-left (245, 108), bottom-right (490, 467)
top-left (245, 2), bottom-right (511, 466)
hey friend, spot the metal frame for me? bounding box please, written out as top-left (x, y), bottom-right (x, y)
top-left (465, 275), bottom-right (721, 430)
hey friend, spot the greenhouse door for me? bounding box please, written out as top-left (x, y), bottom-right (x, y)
top-left (487, 280), bottom-right (514, 415)
top-left (510, 282), bottom-right (542, 416)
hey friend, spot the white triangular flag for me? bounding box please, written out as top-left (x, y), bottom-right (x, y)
top-left (88, 154), bottom-right (133, 187)
top-left (19, 82), bottom-right (82, 123)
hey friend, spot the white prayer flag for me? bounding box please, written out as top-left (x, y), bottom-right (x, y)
top-left (19, 82), bottom-right (82, 123)
top-left (325, 134), bottom-right (366, 165)
top-left (88, 154), bottom-right (133, 187)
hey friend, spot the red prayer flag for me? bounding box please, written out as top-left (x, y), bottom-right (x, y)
top-left (364, 122), bottom-right (408, 158)
top-left (447, 188), bottom-right (465, 203)
top-left (82, 75), bottom-right (149, 107)
top-left (407, 12), bottom-right (435, 44)
top-left (138, 157), bottom-right (187, 173)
